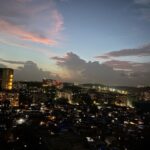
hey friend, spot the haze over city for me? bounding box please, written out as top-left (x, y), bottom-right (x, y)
top-left (0, 0), bottom-right (150, 86)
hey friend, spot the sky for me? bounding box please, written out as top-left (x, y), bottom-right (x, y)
top-left (0, 0), bottom-right (150, 86)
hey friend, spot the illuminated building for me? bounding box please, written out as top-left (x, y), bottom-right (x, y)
top-left (42, 79), bottom-right (63, 89)
top-left (0, 68), bottom-right (14, 90)
top-left (0, 91), bottom-right (19, 107)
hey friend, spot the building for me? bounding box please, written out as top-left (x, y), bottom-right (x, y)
top-left (57, 90), bottom-right (73, 103)
top-left (0, 68), bottom-right (14, 90)
top-left (42, 79), bottom-right (63, 89)
top-left (0, 91), bottom-right (19, 107)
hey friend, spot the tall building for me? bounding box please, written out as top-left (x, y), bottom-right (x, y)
top-left (0, 68), bottom-right (14, 90)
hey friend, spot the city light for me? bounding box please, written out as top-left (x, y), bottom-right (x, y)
top-left (16, 118), bottom-right (26, 125)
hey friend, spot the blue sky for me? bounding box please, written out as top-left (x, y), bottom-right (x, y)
top-left (0, 0), bottom-right (150, 85)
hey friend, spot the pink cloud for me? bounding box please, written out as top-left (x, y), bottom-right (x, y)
top-left (51, 10), bottom-right (64, 36)
top-left (0, 20), bottom-right (56, 45)
top-left (0, 0), bottom-right (65, 46)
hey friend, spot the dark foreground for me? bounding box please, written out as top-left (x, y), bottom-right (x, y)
top-left (0, 103), bottom-right (150, 150)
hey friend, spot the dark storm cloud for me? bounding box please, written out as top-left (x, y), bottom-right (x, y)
top-left (0, 58), bottom-right (25, 65)
top-left (96, 44), bottom-right (150, 59)
top-left (14, 61), bottom-right (56, 81)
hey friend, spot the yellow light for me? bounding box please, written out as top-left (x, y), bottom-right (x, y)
top-left (8, 86), bottom-right (12, 90)
top-left (10, 74), bottom-right (13, 78)
top-left (8, 82), bottom-right (12, 86)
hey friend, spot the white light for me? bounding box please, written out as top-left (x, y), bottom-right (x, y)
top-left (16, 118), bottom-right (25, 125)
top-left (97, 106), bottom-right (101, 110)
top-left (50, 131), bottom-right (55, 135)
top-left (40, 121), bottom-right (45, 126)
top-left (86, 137), bottom-right (94, 142)
top-left (108, 113), bottom-right (112, 117)
top-left (24, 144), bottom-right (27, 148)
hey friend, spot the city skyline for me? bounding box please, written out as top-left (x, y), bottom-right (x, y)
top-left (0, 0), bottom-right (150, 86)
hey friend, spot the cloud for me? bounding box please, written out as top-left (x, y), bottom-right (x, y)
top-left (0, 58), bottom-right (25, 65)
top-left (134, 0), bottom-right (150, 5)
top-left (0, 63), bottom-right (7, 68)
top-left (51, 52), bottom-right (150, 86)
top-left (1, 53), bottom-right (149, 86)
top-left (14, 61), bottom-right (57, 81)
top-left (96, 44), bottom-right (150, 59)
top-left (102, 59), bottom-right (150, 85)
top-left (59, 0), bottom-right (70, 2)
top-left (51, 10), bottom-right (64, 35)
top-left (0, 20), bottom-right (56, 45)
top-left (134, 0), bottom-right (150, 21)
top-left (16, 0), bottom-right (32, 2)
top-left (103, 60), bottom-right (133, 71)
top-left (51, 52), bottom-right (86, 69)
top-left (103, 59), bottom-right (150, 72)
top-left (96, 44), bottom-right (150, 84)
top-left (139, 7), bottom-right (150, 21)
top-left (0, 0), bottom-right (64, 45)
top-left (51, 52), bottom-right (130, 85)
